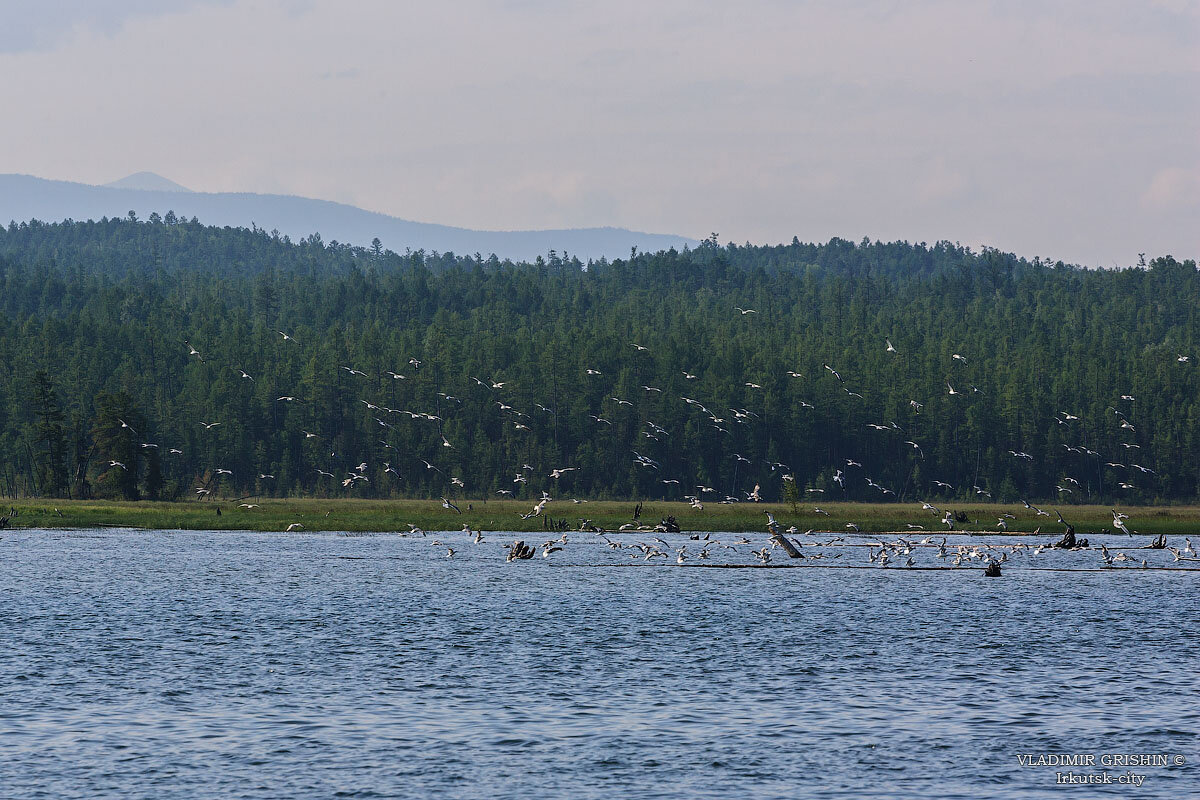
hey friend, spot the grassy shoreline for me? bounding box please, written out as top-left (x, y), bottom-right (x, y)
top-left (2, 498), bottom-right (1198, 536)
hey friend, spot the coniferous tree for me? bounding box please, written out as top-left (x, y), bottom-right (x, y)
top-left (91, 392), bottom-right (143, 500)
top-left (30, 371), bottom-right (68, 497)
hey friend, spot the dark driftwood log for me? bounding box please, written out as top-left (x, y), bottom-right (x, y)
top-left (771, 533), bottom-right (803, 558)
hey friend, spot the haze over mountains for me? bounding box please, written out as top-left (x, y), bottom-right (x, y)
top-left (0, 173), bottom-right (697, 262)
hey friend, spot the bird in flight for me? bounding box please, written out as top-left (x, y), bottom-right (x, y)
top-left (734, 307), bottom-right (757, 315)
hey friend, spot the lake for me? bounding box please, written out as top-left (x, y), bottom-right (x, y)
top-left (1, 529), bottom-right (1196, 798)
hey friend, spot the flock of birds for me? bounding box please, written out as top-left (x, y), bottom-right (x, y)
top-left (350, 510), bottom-right (1200, 571)
top-left (93, 310), bottom-right (1196, 556)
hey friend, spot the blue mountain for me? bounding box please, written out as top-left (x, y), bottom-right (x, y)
top-left (0, 173), bottom-right (698, 262)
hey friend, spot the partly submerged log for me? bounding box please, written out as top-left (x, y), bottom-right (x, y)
top-left (770, 531), bottom-right (803, 558)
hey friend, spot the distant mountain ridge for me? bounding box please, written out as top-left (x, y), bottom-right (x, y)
top-left (0, 173), bottom-right (697, 262)
top-left (102, 172), bottom-right (194, 193)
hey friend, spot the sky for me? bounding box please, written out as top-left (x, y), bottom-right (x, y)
top-left (1, 0), bottom-right (1197, 266)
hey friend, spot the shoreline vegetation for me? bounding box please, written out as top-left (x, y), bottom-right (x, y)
top-left (4, 498), bottom-right (1200, 537)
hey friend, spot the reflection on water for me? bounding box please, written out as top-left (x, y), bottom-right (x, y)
top-left (0, 529), bottom-right (1196, 799)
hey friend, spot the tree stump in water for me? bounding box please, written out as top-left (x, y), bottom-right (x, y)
top-left (506, 540), bottom-right (536, 561)
top-left (1053, 526), bottom-right (1076, 549)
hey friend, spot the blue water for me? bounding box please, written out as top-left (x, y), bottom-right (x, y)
top-left (1, 529), bottom-right (1197, 799)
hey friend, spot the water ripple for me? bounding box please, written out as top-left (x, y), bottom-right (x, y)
top-left (0, 530), bottom-right (1196, 799)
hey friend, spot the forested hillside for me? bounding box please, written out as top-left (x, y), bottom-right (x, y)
top-left (2, 215), bottom-right (1197, 504)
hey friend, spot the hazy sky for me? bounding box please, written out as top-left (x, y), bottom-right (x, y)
top-left (2, 0), bottom-right (1197, 265)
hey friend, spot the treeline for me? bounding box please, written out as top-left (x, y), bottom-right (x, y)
top-left (1, 215), bottom-right (1197, 504)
